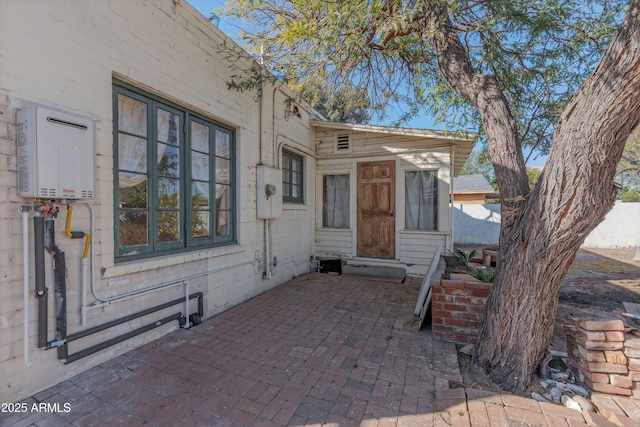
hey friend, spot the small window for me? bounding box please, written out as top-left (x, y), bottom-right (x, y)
top-left (323, 175), bottom-right (350, 228)
top-left (282, 149), bottom-right (304, 203)
top-left (405, 171), bottom-right (438, 230)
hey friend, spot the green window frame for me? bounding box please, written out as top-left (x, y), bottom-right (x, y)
top-left (113, 81), bottom-right (235, 261)
top-left (282, 149), bottom-right (304, 203)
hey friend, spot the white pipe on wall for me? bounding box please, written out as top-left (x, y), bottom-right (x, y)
top-left (81, 258), bottom-right (89, 326)
top-left (20, 207), bottom-right (32, 367)
top-left (449, 146), bottom-right (456, 252)
top-left (183, 280), bottom-right (191, 328)
top-left (264, 219), bottom-right (272, 279)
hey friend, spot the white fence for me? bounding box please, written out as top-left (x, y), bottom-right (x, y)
top-left (454, 202), bottom-right (640, 248)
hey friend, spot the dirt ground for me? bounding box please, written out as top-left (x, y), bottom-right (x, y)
top-left (452, 247), bottom-right (640, 396)
top-left (553, 247), bottom-right (640, 352)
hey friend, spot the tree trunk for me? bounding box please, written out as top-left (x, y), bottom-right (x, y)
top-left (478, 0), bottom-right (640, 391)
top-left (427, 0), bottom-right (640, 391)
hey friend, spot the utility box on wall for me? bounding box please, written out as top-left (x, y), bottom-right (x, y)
top-left (256, 165), bottom-right (282, 219)
top-left (16, 107), bottom-right (94, 199)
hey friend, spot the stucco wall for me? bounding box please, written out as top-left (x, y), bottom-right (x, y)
top-left (582, 203), bottom-right (640, 248)
top-left (453, 202), bottom-right (640, 248)
top-left (0, 0), bottom-right (315, 402)
top-left (453, 203), bottom-right (501, 245)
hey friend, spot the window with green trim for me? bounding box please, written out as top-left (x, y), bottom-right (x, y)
top-left (282, 149), bottom-right (303, 203)
top-left (113, 81), bottom-right (235, 261)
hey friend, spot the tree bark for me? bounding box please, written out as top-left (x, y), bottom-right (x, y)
top-left (426, 0), bottom-right (640, 391)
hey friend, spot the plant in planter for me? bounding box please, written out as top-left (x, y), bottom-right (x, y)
top-left (443, 247), bottom-right (475, 278)
top-left (448, 247), bottom-right (476, 265)
top-left (444, 247), bottom-right (496, 283)
top-left (468, 266), bottom-right (496, 283)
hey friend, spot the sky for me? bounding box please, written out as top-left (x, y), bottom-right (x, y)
top-left (187, 0), bottom-right (547, 167)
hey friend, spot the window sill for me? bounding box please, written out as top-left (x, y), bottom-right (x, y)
top-left (399, 230), bottom-right (450, 235)
top-left (283, 203), bottom-right (308, 210)
top-left (102, 244), bottom-right (244, 279)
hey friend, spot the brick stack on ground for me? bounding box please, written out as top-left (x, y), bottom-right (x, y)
top-left (566, 319), bottom-right (640, 398)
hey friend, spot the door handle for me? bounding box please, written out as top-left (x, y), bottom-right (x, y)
top-left (390, 205), bottom-right (395, 217)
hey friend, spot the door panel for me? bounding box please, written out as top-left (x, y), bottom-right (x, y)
top-left (357, 161), bottom-right (395, 259)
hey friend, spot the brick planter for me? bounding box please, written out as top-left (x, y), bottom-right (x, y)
top-left (430, 270), bottom-right (492, 345)
top-left (566, 318), bottom-right (640, 398)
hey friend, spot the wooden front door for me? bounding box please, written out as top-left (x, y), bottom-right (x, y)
top-left (357, 160), bottom-right (395, 259)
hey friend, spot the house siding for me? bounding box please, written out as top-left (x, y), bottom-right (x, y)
top-left (0, 0), bottom-right (314, 402)
top-left (314, 129), bottom-right (453, 275)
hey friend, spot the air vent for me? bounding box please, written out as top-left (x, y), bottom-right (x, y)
top-left (334, 133), bottom-right (352, 154)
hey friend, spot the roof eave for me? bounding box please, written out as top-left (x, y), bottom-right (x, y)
top-left (310, 120), bottom-right (477, 175)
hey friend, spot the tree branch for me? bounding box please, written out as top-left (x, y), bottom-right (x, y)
top-left (420, 1), bottom-right (530, 204)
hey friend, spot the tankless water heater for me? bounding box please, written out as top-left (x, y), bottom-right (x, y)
top-left (16, 106), bottom-right (94, 199)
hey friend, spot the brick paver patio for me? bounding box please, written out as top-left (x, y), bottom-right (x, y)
top-left (1, 273), bottom-right (617, 426)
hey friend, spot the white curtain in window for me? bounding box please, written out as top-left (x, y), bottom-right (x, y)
top-left (118, 96), bottom-right (173, 189)
top-left (323, 175), bottom-right (350, 228)
top-left (405, 171), bottom-right (438, 230)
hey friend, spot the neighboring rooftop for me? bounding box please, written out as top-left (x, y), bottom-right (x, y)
top-left (453, 174), bottom-right (499, 203)
top-left (453, 174), bottom-right (495, 193)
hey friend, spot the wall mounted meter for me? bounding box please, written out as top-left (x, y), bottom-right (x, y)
top-left (16, 107), bottom-right (94, 199)
top-left (256, 165), bottom-right (282, 219)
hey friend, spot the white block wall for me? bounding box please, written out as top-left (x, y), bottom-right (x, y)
top-left (0, 0), bottom-right (315, 402)
top-left (453, 202), bottom-right (640, 248)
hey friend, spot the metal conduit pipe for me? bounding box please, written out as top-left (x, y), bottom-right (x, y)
top-left (65, 292), bottom-right (203, 343)
top-left (33, 213), bottom-right (48, 349)
top-left (87, 260), bottom-right (253, 311)
top-left (64, 313), bottom-right (183, 364)
top-left (60, 292), bottom-right (203, 364)
top-left (44, 217), bottom-right (67, 348)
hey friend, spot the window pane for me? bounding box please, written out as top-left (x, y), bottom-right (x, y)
top-left (119, 174), bottom-right (147, 209)
top-left (216, 211), bottom-right (230, 237)
top-left (157, 108), bottom-right (179, 145)
top-left (282, 150), bottom-right (303, 203)
top-left (118, 94), bottom-right (147, 137)
top-left (405, 171), bottom-right (438, 230)
top-left (323, 175), bottom-right (350, 228)
top-left (158, 177), bottom-right (180, 208)
top-left (191, 121), bottom-right (209, 153)
top-left (192, 211), bottom-right (210, 238)
top-left (216, 184), bottom-right (230, 211)
top-left (192, 183), bottom-right (210, 208)
top-left (158, 211), bottom-right (180, 242)
top-left (215, 130), bottom-right (230, 158)
top-left (191, 151), bottom-right (209, 181)
top-left (216, 157), bottom-right (229, 184)
top-left (118, 134), bottom-right (147, 173)
top-left (292, 184), bottom-right (300, 198)
top-left (119, 210), bottom-right (148, 246)
top-left (158, 143), bottom-right (180, 177)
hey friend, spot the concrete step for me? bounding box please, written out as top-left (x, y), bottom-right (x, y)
top-left (342, 264), bottom-right (406, 283)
